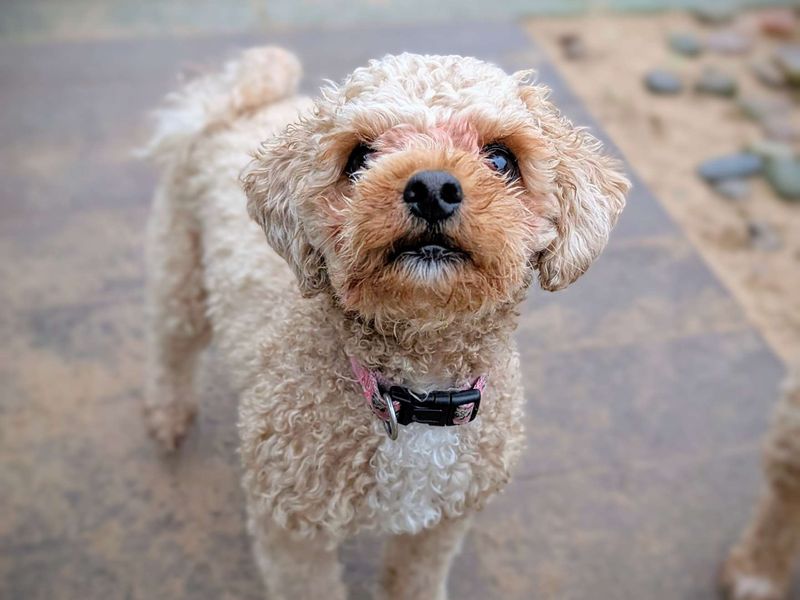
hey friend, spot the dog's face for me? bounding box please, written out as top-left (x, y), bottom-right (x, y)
top-left (244, 54), bottom-right (629, 323)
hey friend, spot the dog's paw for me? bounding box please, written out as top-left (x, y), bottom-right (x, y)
top-left (144, 402), bottom-right (197, 452)
top-left (719, 553), bottom-right (787, 600)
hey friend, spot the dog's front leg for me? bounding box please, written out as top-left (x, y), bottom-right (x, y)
top-left (248, 514), bottom-right (347, 600)
top-left (379, 515), bottom-right (473, 600)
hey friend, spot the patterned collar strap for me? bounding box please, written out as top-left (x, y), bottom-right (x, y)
top-left (350, 358), bottom-right (486, 439)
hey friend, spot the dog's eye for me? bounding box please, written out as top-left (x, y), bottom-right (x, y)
top-left (344, 143), bottom-right (375, 180)
top-left (483, 143), bottom-right (520, 181)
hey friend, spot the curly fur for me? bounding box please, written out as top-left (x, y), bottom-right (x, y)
top-left (143, 46), bottom-right (628, 599)
top-left (722, 371), bottom-right (800, 600)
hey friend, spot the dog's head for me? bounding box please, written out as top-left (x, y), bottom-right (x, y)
top-left (244, 54), bottom-right (629, 323)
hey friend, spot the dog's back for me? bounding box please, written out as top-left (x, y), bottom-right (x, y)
top-left (142, 47), bottom-right (312, 446)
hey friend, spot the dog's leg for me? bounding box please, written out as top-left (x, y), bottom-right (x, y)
top-left (721, 381), bottom-right (800, 600)
top-left (248, 515), bottom-right (347, 600)
top-left (144, 185), bottom-right (210, 451)
top-left (721, 491), bottom-right (800, 600)
top-left (379, 516), bottom-right (473, 600)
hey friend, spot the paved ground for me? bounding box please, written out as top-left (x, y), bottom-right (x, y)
top-left (0, 20), bottom-right (788, 600)
top-left (1, 0), bottom-right (794, 40)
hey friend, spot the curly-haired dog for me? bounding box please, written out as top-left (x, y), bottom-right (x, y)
top-left (721, 372), bottom-right (800, 600)
top-left (143, 46), bottom-right (628, 598)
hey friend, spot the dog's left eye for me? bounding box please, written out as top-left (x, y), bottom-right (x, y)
top-left (344, 143), bottom-right (375, 180)
top-left (483, 144), bottom-right (520, 181)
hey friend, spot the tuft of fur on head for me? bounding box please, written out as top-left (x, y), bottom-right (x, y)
top-left (243, 53), bottom-right (629, 326)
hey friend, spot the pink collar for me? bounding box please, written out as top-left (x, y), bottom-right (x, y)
top-left (350, 357), bottom-right (486, 439)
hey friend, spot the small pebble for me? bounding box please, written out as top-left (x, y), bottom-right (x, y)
top-left (669, 32), bottom-right (703, 57)
top-left (751, 59), bottom-right (786, 88)
top-left (737, 95), bottom-right (792, 121)
top-left (774, 45), bottom-right (800, 86)
top-left (765, 156), bottom-right (800, 201)
top-left (747, 220), bottom-right (783, 251)
top-left (644, 69), bottom-right (683, 95)
top-left (713, 178), bottom-right (751, 201)
top-left (706, 30), bottom-right (753, 55)
top-left (558, 33), bottom-right (587, 61)
top-left (693, 5), bottom-right (736, 25)
top-left (695, 67), bottom-right (738, 97)
top-left (759, 8), bottom-right (797, 38)
top-left (698, 153), bottom-right (764, 182)
top-left (747, 140), bottom-right (794, 160)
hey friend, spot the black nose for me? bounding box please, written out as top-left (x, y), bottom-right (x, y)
top-left (403, 170), bottom-right (462, 223)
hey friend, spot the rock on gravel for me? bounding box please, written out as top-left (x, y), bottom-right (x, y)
top-left (758, 8), bottom-right (797, 38)
top-left (669, 32), bottom-right (703, 57)
top-left (644, 69), bottom-right (683, 94)
top-left (712, 178), bottom-right (751, 201)
top-left (765, 157), bottom-right (800, 201)
top-left (737, 95), bottom-right (792, 121)
top-left (695, 67), bottom-right (738, 97)
top-left (698, 153), bottom-right (764, 182)
top-left (748, 140), bottom-right (794, 160)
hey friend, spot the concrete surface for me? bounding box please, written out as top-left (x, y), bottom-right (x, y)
top-left (0, 20), bottom-right (787, 600)
top-left (1, 0), bottom-right (795, 41)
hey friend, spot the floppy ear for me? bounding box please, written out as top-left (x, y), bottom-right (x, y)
top-left (521, 85), bottom-right (630, 292)
top-left (242, 121), bottom-right (329, 297)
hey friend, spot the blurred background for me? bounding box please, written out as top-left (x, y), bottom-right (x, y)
top-left (1, 1), bottom-right (798, 598)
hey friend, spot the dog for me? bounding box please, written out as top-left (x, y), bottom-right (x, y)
top-left (143, 46), bottom-right (629, 599)
top-left (721, 371), bottom-right (800, 600)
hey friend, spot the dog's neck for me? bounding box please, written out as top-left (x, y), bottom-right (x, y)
top-left (326, 297), bottom-right (520, 391)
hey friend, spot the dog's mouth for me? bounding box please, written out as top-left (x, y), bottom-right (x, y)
top-left (388, 232), bottom-right (469, 265)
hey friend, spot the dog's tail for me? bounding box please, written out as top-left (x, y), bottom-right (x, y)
top-left (142, 46), bottom-right (302, 164)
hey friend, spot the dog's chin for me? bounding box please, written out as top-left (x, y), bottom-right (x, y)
top-left (387, 232), bottom-right (469, 282)
top-left (338, 232), bottom-right (528, 321)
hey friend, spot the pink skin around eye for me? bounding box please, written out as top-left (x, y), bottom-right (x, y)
top-left (372, 116), bottom-right (481, 155)
top-left (439, 116), bottom-right (481, 152)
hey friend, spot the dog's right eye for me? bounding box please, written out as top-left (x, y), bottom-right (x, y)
top-left (344, 143), bottom-right (375, 180)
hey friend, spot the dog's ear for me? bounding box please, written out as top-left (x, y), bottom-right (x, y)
top-left (242, 121), bottom-right (329, 297)
top-left (520, 83), bottom-right (630, 292)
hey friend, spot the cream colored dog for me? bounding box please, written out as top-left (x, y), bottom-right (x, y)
top-left (722, 372), bottom-right (800, 600)
top-left (143, 46), bottom-right (628, 599)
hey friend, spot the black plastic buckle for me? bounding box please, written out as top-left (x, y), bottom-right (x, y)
top-left (387, 386), bottom-right (481, 427)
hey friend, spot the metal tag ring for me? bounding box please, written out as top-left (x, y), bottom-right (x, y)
top-left (382, 392), bottom-right (399, 440)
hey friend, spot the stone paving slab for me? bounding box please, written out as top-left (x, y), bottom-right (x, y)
top-left (0, 21), bottom-right (786, 600)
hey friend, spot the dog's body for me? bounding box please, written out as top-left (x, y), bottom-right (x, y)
top-left (144, 47), bottom-right (627, 598)
top-left (722, 373), bottom-right (800, 600)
